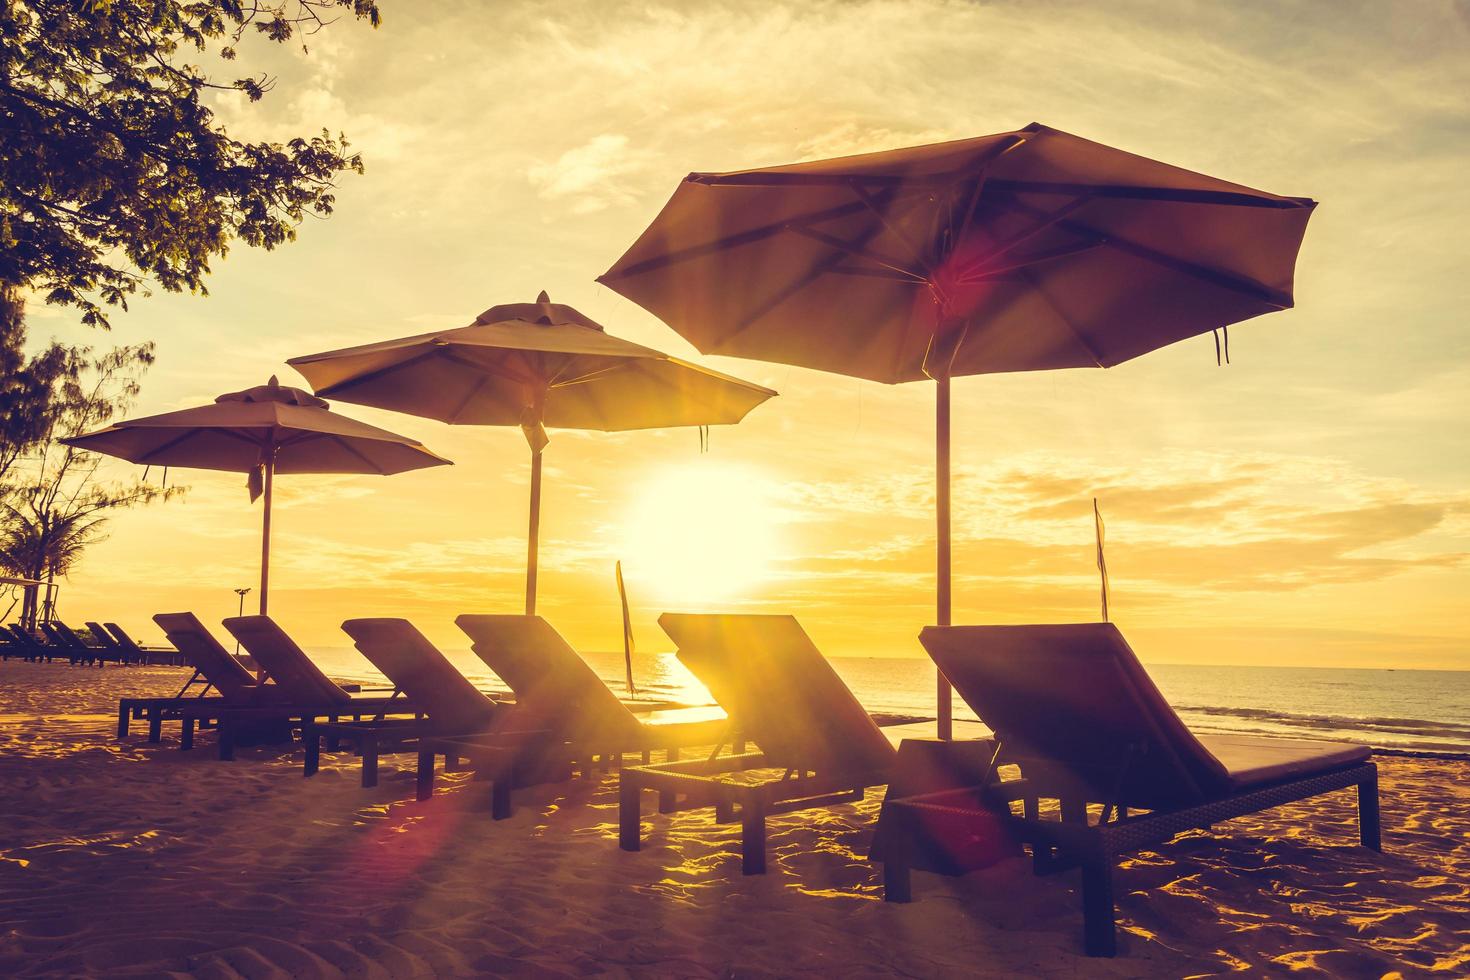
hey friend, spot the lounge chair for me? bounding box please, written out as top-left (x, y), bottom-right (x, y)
top-left (103, 622), bottom-right (154, 663)
top-left (84, 621), bottom-right (127, 663)
top-left (299, 618), bottom-right (530, 789)
top-left (877, 623), bottom-right (1381, 957)
top-left (123, 612), bottom-right (287, 745)
top-left (218, 615), bottom-right (420, 758)
top-left (421, 614), bottom-right (732, 818)
top-left (620, 613), bottom-right (898, 875)
top-left (41, 621), bottom-right (104, 666)
top-left (5, 624), bottom-right (53, 662)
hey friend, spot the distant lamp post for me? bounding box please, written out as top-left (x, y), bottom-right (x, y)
top-left (232, 588), bottom-right (251, 654)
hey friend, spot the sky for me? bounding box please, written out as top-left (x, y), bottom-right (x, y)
top-left (20, 0), bottom-right (1470, 670)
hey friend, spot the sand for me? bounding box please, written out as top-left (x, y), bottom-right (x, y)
top-left (0, 662), bottom-right (1466, 978)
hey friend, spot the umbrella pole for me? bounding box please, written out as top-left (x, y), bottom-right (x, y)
top-left (936, 376), bottom-right (953, 740)
top-left (525, 447), bottom-right (543, 616)
top-left (260, 453), bottom-right (274, 617)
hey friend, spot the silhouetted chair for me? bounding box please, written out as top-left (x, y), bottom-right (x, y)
top-left (619, 613), bottom-right (897, 876)
top-left (419, 614), bottom-right (731, 818)
top-left (876, 623), bottom-right (1381, 957)
top-left (298, 618), bottom-right (529, 789)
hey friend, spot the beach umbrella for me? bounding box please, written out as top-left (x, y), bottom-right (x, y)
top-left (287, 292), bottom-right (777, 614)
top-left (61, 377), bottom-right (451, 614)
top-left (598, 122), bottom-right (1316, 737)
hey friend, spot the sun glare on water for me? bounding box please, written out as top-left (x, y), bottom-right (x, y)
top-left (619, 461), bottom-right (781, 605)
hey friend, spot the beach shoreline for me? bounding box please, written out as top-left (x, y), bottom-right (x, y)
top-left (1, 661), bottom-right (1467, 977)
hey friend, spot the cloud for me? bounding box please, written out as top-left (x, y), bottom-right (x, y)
top-left (526, 134), bottom-right (653, 214)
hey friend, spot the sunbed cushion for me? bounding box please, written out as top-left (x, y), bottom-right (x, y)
top-left (920, 623), bottom-right (1233, 807)
top-left (659, 613), bottom-right (896, 777)
top-left (919, 624), bottom-right (1375, 808)
top-left (341, 618), bottom-right (499, 732)
top-left (222, 616), bottom-right (352, 706)
top-left (456, 614), bottom-right (637, 741)
top-left (153, 612), bottom-right (262, 702)
top-left (1199, 734), bottom-right (1372, 790)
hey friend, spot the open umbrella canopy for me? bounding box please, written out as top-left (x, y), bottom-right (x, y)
top-left (61, 377), bottom-right (451, 617)
top-left (599, 122), bottom-right (1315, 384)
top-left (62, 377), bottom-right (452, 475)
top-left (288, 292), bottom-right (777, 614)
top-left (599, 123), bottom-right (1315, 738)
top-left (287, 292), bottom-right (775, 432)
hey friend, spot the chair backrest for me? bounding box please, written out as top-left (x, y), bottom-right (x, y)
top-left (455, 614), bottom-right (636, 740)
top-left (53, 622), bottom-right (95, 649)
top-left (341, 619), bottom-right (498, 731)
top-left (152, 612), bottom-right (261, 702)
top-left (658, 613), bottom-right (896, 776)
top-left (85, 622), bottom-right (120, 649)
top-left (222, 616), bottom-right (352, 706)
top-left (103, 623), bottom-right (148, 656)
top-left (39, 622), bottom-right (71, 648)
top-left (919, 623), bottom-right (1231, 807)
top-left (7, 624), bottom-right (43, 650)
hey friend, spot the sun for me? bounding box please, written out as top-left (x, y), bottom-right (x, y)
top-left (619, 461), bottom-right (781, 606)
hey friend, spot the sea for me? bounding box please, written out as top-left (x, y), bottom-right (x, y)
top-left (303, 645), bottom-right (1470, 756)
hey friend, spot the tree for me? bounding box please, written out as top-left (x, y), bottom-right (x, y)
top-left (0, 342), bottom-right (181, 626)
top-left (0, 286), bottom-right (81, 482)
top-left (0, 1), bottom-right (380, 330)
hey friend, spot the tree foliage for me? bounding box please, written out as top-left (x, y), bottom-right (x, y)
top-left (0, 339), bottom-right (181, 625)
top-left (0, 0), bottom-right (380, 328)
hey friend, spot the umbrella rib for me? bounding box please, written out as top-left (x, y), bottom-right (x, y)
top-left (439, 349), bottom-right (539, 388)
top-left (599, 185), bottom-right (934, 281)
top-left (134, 427), bottom-right (257, 464)
top-left (827, 266), bottom-right (930, 283)
top-left (956, 238), bottom-right (1105, 283)
top-left (784, 225), bottom-right (926, 281)
top-left (446, 374), bottom-right (494, 424)
top-left (952, 195), bottom-right (1095, 279)
top-left (312, 349), bottom-right (442, 397)
top-left (1001, 198), bottom-right (1295, 308)
top-left (986, 179), bottom-right (1312, 210)
top-left (1016, 265), bottom-right (1106, 367)
top-left (848, 180), bottom-right (929, 270)
top-left (549, 362), bottom-right (636, 389)
top-left (327, 435), bottom-right (390, 476)
top-left (716, 185), bottom-right (927, 345)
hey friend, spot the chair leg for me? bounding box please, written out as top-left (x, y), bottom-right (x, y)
top-left (1080, 855), bottom-right (1117, 957)
top-left (304, 727), bottom-right (320, 777)
top-left (658, 788), bottom-right (677, 814)
top-left (117, 702), bottom-right (130, 738)
top-left (361, 736), bottom-right (378, 789)
top-left (148, 710), bottom-right (163, 743)
top-left (883, 828), bottom-right (912, 903)
top-left (217, 721), bottom-right (234, 762)
top-left (667, 746), bottom-right (680, 763)
top-left (715, 801), bottom-right (736, 823)
top-left (1358, 771), bottom-right (1382, 851)
top-left (181, 717), bottom-right (194, 752)
top-left (741, 799), bottom-right (767, 875)
top-left (619, 775), bottom-right (642, 852)
top-left (491, 779), bottom-right (513, 820)
top-left (416, 748), bottom-right (435, 802)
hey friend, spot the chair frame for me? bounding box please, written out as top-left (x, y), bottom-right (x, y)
top-left (619, 749), bottom-right (884, 874)
top-left (879, 739), bottom-right (1381, 957)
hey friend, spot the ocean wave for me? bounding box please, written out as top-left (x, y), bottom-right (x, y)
top-left (1174, 704), bottom-right (1470, 743)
